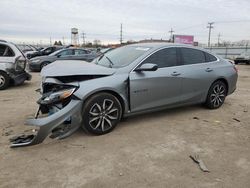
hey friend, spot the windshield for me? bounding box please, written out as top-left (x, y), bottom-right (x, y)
top-left (94, 46), bottom-right (151, 68)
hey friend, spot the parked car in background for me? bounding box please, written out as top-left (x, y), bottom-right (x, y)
top-left (28, 48), bottom-right (98, 71)
top-left (11, 43), bottom-right (238, 147)
top-left (27, 46), bottom-right (63, 59)
top-left (234, 51), bottom-right (250, 65)
top-left (0, 40), bottom-right (31, 90)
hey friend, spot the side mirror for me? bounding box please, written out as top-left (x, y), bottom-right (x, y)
top-left (57, 54), bottom-right (61, 58)
top-left (135, 63), bottom-right (158, 72)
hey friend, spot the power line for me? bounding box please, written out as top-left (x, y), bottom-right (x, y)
top-left (207, 22), bottom-right (214, 47)
top-left (215, 20), bottom-right (250, 24)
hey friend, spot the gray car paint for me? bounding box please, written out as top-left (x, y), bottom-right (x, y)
top-left (11, 43), bottom-right (238, 147)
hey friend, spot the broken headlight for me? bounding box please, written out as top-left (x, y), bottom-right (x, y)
top-left (40, 88), bottom-right (76, 105)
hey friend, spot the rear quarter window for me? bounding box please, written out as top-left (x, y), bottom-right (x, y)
top-left (204, 52), bottom-right (217, 62)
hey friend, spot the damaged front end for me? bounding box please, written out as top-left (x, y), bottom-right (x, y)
top-left (10, 78), bottom-right (83, 148)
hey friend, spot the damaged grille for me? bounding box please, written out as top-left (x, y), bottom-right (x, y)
top-left (55, 75), bottom-right (106, 83)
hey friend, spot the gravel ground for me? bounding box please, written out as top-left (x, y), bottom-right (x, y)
top-left (0, 65), bottom-right (249, 188)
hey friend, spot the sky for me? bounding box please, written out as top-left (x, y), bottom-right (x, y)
top-left (0, 0), bottom-right (250, 45)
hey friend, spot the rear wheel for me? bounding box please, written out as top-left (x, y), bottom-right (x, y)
top-left (205, 80), bottom-right (227, 109)
top-left (82, 92), bottom-right (122, 135)
top-left (0, 71), bottom-right (10, 90)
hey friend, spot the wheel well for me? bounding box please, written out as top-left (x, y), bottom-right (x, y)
top-left (0, 70), bottom-right (7, 75)
top-left (40, 61), bottom-right (50, 68)
top-left (85, 90), bottom-right (125, 115)
top-left (0, 70), bottom-right (10, 79)
top-left (213, 78), bottom-right (229, 95)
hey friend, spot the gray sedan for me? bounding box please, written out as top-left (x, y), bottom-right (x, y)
top-left (11, 43), bottom-right (238, 147)
top-left (28, 48), bottom-right (97, 71)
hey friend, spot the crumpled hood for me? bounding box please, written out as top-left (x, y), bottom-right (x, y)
top-left (41, 60), bottom-right (115, 77)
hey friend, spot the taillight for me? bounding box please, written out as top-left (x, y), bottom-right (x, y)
top-left (233, 65), bottom-right (238, 73)
top-left (227, 59), bottom-right (238, 73)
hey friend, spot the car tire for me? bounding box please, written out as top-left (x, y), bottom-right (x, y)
top-left (0, 71), bottom-right (10, 90)
top-left (81, 92), bottom-right (122, 135)
top-left (40, 62), bottom-right (50, 71)
top-left (205, 80), bottom-right (227, 109)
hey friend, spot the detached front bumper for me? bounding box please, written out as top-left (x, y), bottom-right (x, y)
top-left (10, 99), bottom-right (82, 148)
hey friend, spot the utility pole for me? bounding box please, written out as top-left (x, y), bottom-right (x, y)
top-left (62, 36), bottom-right (65, 45)
top-left (50, 37), bottom-right (52, 46)
top-left (120, 23), bottom-right (123, 44)
top-left (217, 33), bottom-right (221, 46)
top-left (207, 22), bottom-right (214, 47)
top-left (169, 28), bottom-right (174, 42)
top-left (81, 32), bottom-right (85, 46)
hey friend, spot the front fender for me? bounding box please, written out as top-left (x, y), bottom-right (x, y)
top-left (74, 74), bottom-right (130, 113)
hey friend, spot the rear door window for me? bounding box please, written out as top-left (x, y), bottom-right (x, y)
top-left (180, 48), bottom-right (206, 65)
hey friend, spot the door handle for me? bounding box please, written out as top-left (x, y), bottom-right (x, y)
top-left (205, 68), bottom-right (213, 72)
top-left (171, 72), bottom-right (181, 76)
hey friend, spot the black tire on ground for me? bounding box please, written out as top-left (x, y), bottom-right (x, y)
top-left (40, 61), bottom-right (50, 71)
top-left (205, 80), bottom-right (227, 109)
top-left (81, 92), bottom-right (122, 135)
top-left (0, 71), bottom-right (10, 90)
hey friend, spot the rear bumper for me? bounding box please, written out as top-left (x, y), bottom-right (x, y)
top-left (6, 68), bottom-right (32, 85)
top-left (10, 99), bottom-right (83, 148)
top-left (11, 71), bottom-right (32, 85)
top-left (28, 62), bottom-right (41, 72)
top-left (227, 72), bottom-right (238, 95)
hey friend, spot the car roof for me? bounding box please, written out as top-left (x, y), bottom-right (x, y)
top-left (127, 42), bottom-right (214, 55)
top-left (128, 42), bottom-right (190, 48)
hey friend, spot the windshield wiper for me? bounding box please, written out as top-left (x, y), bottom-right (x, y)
top-left (96, 54), bottom-right (114, 67)
top-left (105, 56), bottom-right (114, 68)
top-left (95, 54), bottom-right (104, 64)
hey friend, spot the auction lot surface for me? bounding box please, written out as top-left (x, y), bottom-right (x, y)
top-left (0, 65), bottom-right (250, 188)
